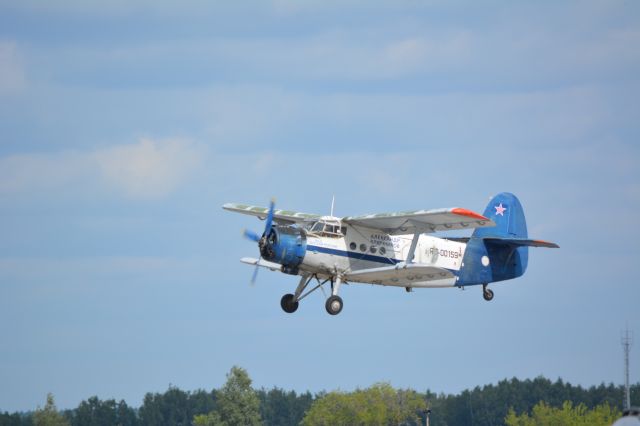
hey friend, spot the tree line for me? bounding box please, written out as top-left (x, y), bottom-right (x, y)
top-left (1, 367), bottom-right (637, 426)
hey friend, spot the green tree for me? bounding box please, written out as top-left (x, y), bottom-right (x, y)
top-left (138, 386), bottom-right (215, 426)
top-left (70, 396), bottom-right (116, 426)
top-left (427, 376), bottom-right (632, 426)
top-left (258, 387), bottom-right (314, 426)
top-left (0, 411), bottom-right (32, 426)
top-left (67, 396), bottom-right (137, 426)
top-left (192, 412), bottom-right (225, 426)
top-left (114, 400), bottom-right (138, 426)
top-left (187, 390), bottom-right (217, 419)
top-left (33, 394), bottom-right (69, 426)
top-left (301, 383), bottom-right (426, 426)
top-left (505, 400), bottom-right (621, 426)
top-left (215, 366), bottom-right (262, 426)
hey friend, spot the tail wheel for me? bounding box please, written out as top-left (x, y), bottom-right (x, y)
top-left (280, 293), bottom-right (299, 313)
top-left (483, 287), bottom-right (494, 301)
top-left (325, 295), bottom-right (343, 315)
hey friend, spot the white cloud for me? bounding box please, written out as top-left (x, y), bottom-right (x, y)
top-left (95, 138), bottom-right (203, 199)
top-left (0, 41), bottom-right (26, 94)
top-left (0, 138), bottom-right (204, 199)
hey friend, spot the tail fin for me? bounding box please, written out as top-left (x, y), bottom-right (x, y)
top-left (473, 192), bottom-right (559, 248)
top-left (473, 192), bottom-right (527, 239)
top-left (471, 192), bottom-right (530, 282)
top-left (459, 193), bottom-right (558, 286)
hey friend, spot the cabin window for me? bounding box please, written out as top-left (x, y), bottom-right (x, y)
top-left (359, 244), bottom-right (367, 252)
top-left (379, 247), bottom-right (386, 255)
top-left (349, 242), bottom-right (357, 250)
top-left (370, 246), bottom-right (377, 254)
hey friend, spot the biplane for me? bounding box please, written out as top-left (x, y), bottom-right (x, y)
top-left (224, 192), bottom-right (558, 315)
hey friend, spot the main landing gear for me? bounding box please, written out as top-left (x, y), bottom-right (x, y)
top-left (280, 274), bottom-right (345, 315)
top-left (280, 294), bottom-right (298, 313)
top-left (325, 275), bottom-right (343, 315)
top-left (482, 284), bottom-right (494, 301)
top-left (325, 295), bottom-right (343, 315)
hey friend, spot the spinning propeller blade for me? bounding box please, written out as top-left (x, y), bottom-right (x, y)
top-left (242, 198), bottom-right (276, 286)
top-left (250, 264), bottom-right (259, 285)
top-left (263, 198), bottom-right (276, 236)
top-left (243, 229), bottom-right (260, 242)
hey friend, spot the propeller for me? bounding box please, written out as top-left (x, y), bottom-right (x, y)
top-left (242, 198), bottom-right (276, 285)
top-left (243, 229), bottom-right (260, 242)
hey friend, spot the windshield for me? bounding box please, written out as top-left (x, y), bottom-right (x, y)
top-left (308, 221), bottom-right (345, 238)
top-left (310, 222), bottom-right (324, 233)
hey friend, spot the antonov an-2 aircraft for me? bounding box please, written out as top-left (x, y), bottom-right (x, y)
top-left (223, 192), bottom-right (558, 315)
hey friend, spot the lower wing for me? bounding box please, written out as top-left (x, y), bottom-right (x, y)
top-left (345, 263), bottom-right (454, 287)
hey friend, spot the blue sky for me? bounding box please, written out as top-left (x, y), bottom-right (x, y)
top-left (1, 0), bottom-right (639, 412)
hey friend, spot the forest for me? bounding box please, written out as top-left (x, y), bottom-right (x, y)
top-left (0, 367), bottom-right (636, 426)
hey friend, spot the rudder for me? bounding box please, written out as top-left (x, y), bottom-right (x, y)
top-left (472, 192), bottom-right (529, 282)
top-left (472, 192), bottom-right (528, 239)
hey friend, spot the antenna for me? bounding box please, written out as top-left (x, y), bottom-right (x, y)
top-left (330, 195), bottom-right (335, 217)
top-left (622, 325), bottom-right (633, 411)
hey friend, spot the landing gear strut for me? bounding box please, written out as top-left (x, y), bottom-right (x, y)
top-left (482, 284), bottom-right (494, 301)
top-left (279, 274), bottom-right (346, 315)
top-left (280, 274), bottom-right (311, 314)
top-left (325, 275), bottom-right (344, 315)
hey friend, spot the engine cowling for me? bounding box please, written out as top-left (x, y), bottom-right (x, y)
top-left (259, 225), bottom-right (307, 275)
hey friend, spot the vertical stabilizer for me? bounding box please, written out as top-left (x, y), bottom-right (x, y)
top-left (473, 192), bottom-right (528, 239)
top-left (462, 192), bottom-right (529, 283)
top-left (458, 193), bottom-right (556, 288)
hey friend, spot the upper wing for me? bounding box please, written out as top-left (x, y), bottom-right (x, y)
top-left (345, 263), bottom-right (455, 287)
top-left (342, 208), bottom-right (494, 235)
top-left (223, 203), bottom-right (321, 224)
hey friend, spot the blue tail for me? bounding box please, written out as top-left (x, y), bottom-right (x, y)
top-left (473, 192), bottom-right (528, 240)
top-left (458, 193), bottom-right (530, 285)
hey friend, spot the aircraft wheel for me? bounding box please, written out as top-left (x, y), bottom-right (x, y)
top-left (325, 295), bottom-right (343, 315)
top-left (483, 288), bottom-right (494, 301)
top-left (280, 294), bottom-right (299, 313)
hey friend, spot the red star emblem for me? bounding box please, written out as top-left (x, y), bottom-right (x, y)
top-left (494, 203), bottom-right (507, 216)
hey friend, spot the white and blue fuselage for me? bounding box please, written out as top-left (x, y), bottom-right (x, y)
top-left (298, 219), bottom-right (465, 288)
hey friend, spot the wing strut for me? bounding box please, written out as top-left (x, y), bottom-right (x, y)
top-left (406, 231), bottom-right (421, 264)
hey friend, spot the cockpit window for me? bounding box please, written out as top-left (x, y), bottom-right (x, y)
top-left (307, 221), bottom-right (344, 238)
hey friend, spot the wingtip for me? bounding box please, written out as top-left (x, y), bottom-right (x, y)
top-left (451, 208), bottom-right (489, 221)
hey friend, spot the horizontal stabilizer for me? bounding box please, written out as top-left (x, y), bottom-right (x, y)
top-left (483, 238), bottom-right (559, 248)
top-left (345, 263), bottom-right (454, 287)
top-left (240, 257), bottom-right (282, 271)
